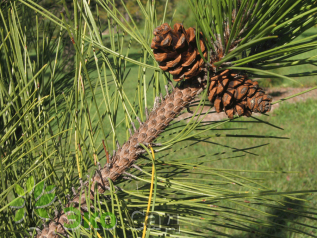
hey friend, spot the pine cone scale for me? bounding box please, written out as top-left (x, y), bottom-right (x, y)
top-left (166, 54), bottom-right (182, 68)
top-left (247, 87), bottom-right (257, 97)
top-left (208, 87), bottom-right (217, 102)
top-left (161, 34), bottom-right (173, 46)
top-left (222, 92), bottom-right (232, 107)
top-left (169, 66), bottom-right (183, 75)
top-left (175, 34), bottom-right (186, 49)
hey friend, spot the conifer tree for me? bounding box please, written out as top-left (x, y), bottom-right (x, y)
top-left (1, 1), bottom-right (317, 237)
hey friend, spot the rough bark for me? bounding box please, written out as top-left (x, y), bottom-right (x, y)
top-left (36, 77), bottom-right (205, 237)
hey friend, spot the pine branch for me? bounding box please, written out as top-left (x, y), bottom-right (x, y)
top-left (35, 78), bottom-right (206, 237)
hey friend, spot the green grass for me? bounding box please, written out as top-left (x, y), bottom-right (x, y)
top-left (182, 99), bottom-right (317, 188)
top-left (166, 99), bottom-right (317, 192)
top-left (157, 98), bottom-right (317, 237)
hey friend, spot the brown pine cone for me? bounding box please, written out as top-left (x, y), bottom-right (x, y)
top-left (151, 23), bottom-right (273, 119)
top-left (151, 23), bottom-right (207, 82)
top-left (208, 70), bottom-right (272, 119)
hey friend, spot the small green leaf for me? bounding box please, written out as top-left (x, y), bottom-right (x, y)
top-left (45, 184), bottom-right (55, 194)
top-left (35, 208), bottom-right (50, 219)
top-left (35, 193), bottom-right (56, 208)
top-left (9, 197), bottom-right (25, 209)
top-left (33, 181), bottom-right (44, 201)
top-left (14, 208), bottom-right (25, 223)
top-left (14, 184), bottom-right (25, 197)
top-left (26, 176), bottom-right (35, 194)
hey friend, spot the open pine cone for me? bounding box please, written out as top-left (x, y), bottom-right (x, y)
top-left (151, 23), bottom-right (207, 81)
top-left (151, 23), bottom-right (273, 119)
top-left (208, 70), bottom-right (272, 119)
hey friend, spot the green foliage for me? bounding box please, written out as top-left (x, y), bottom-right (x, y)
top-left (1, 0), bottom-right (317, 237)
top-left (259, 26), bottom-right (317, 87)
top-left (188, 0), bottom-right (317, 84)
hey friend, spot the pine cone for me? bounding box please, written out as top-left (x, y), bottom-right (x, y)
top-left (208, 70), bottom-right (272, 119)
top-left (151, 23), bottom-right (273, 119)
top-left (151, 23), bottom-right (207, 82)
